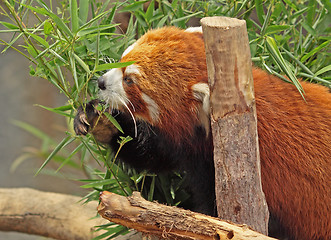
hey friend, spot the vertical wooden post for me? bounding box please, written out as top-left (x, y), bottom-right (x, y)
top-left (201, 16), bottom-right (269, 234)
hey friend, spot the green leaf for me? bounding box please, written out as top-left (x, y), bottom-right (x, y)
top-left (78, 11), bottom-right (110, 31)
top-left (43, 20), bottom-right (53, 35)
top-left (35, 135), bottom-right (75, 175)
top-left (23, 2), bottom-right (73, 38)
top-left (265, 25), bottom-right (291, 35)
top-left (80, 179), bottom-right (117, 188)
top-left (26, 44), bottom-right (38, 58)
top-left (148, 175), bottom-right (156, 201)
top-left (12, 120), bottom-right (54, 143)
top-left (78, 0), bottom-right (89, 25)
top-left (73, 53), bottom-right (90, 73)
top-left (76, 24), bottom-right (119, 37)
top-left (260, 2), bottom-right (273, 36)
top-left (104, 112), bottom-right (124, 133)
top-left (70, 0), bottom-right (79, 33)
top-left (156, 15), bottom-right (169, 28)
top-left (145, 0), bottom-right (154, 22)
top-left (170, 11), bottom-right (203, 24)
top-left (35, 104), bottom-right (73, 118)
top-left (120, 1), bottom-right (147, 12)
top-left (0, 21), bottom-right (19, 30)
top-left (266, 36), bottom-right (305, 97)
top-left (315, 65), bottom-right (331, 77)
top-left (19, 4), bottom-right (48, 16)
top-left (95, 61), bottom-right (135, 72)
top-left (301, 41), bottom-right (330, 63)
top-left (26, 32), bottom-right (49, 48)
top-left (69, 51), bottom-right (79, 90)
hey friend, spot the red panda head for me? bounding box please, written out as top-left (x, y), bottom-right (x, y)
top-left (98, 27), bottom-right (210, 143)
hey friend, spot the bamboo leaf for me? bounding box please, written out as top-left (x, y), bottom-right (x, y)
top-left (35, 104), bottom-right (74, 118)
top-left (148, 175), bottom-right (156, 201)
top-left (301, 41), bottom-right (330, 62)
top-left (12, 120), bottom-right (54, 142)
top-left (95, 61), bottom-right (135, 72)
top-left (77, 24), bottom-right (119, 37)
top-left (103, 112), bottom-right (123, 134)
top-left (70, 0), bottom-right (79, 33)
top-left (315, 65), bottom-right (331, 77)
top-left (170, 11), bottom-right (203, 24)
top-left (35, 135), bottom-right (75, 175)
top-left (26, 32), bottom-right (49, 48)
top-left (43, 20), bottom-right (53, 34)
top-left (265, 25), bottom-right (291, 35)
top-left (56, 143), bottom-right (84, 172)
top-left (260, 2), bottom-right (273, 36)
top-left (73, 52), bottom-right (90, 73)
top-left (0, 21), bottom-right (19, 29)
top-left (156, 15), bottom-right (169, 28)
top-left (120, 1), bottom-right (146, 12)
top-left (145, 0), bottom-right (154, 22)
top-left (266, 36), bottom-right (305, 97)
top-left (78, 0), bottom-right (89, 25)
top-left (81, 179), bottom-right (117, 188)
top-left (68, 51), bottom-right (79, 90)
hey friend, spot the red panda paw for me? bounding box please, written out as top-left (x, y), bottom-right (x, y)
top-left (74, 99), bottom-right (101, 136)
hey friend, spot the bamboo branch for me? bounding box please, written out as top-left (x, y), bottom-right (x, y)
top-left (98, 191), bottom-right (277, 240)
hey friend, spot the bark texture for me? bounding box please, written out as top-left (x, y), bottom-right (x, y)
top-left (98, 191), bottom-right (276, 240)
top-left (0, 188), bottom-right (107, 240)
top-left (201, 16), bottom-right (269, 234)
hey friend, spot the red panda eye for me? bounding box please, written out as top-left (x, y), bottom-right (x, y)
top-left (123, 76), bottom-right (134, 85)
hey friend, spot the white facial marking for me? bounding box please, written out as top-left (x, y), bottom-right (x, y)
top-left (185, 26), bottom-right (202, 33)
top-left (121, 43), bottom-right (136, 58)
top-left (192, 83), bottom-right (210, 115)
top-left (192, 83), bottom-right (211, 134)
top-left (98, 68), bottom-right (128, 108)
top-left (142, 93), bottom-right (159, 122)
top-left (124, 64), bottom-right (141, 78)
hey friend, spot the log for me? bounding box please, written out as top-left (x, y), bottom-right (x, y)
top-left (201, 16), bottom-right (269, 234)
top-left (98, 191), bottom-right (276, 240)
top-left (0, 188), bottom-right (107, 240)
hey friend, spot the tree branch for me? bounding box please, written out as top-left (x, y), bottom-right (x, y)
top-left (98, 191), bottom-right (277, 240)
top-left (0, 188), bottom-right (107, 240)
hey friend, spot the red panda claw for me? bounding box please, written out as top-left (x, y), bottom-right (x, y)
top-left (80, 114), bottom-right (90, 126)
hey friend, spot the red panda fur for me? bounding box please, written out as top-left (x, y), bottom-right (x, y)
top-left (121, 28), bottom-right (208, 144)
top-left (75, 27), bottom-right (331, 240)
top-left (121, 27), bottom-right (331, 239)
top-left (254, 68), bottom-right (331, 240)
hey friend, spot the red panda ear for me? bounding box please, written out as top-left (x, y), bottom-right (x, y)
top-left (185, 27), bottom-right (204, 40)
top-left (185, 26), bottom-right (202, 33)
top-left (192, 83), bottom-right (210, 133)
top-left (192, 83), bottom-right (210, 115)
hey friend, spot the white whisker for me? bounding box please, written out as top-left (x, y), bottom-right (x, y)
top-left (119, 98), bottom-right (137, 137)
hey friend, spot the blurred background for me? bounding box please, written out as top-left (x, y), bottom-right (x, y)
top-left (0, 2), bottom-right (84, 239)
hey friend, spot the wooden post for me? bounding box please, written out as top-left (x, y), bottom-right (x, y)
top-left (201, 17), bottom-right (269, 234)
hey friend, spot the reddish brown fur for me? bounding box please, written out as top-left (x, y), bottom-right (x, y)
top-left (120, 27), bottom-right (330, 239)
top-left (254, 68), bottom-right (331, 239)
top-left (121, 27), bottom-right (208, 144)
top-left (121, 67), bottom-right (152, 122)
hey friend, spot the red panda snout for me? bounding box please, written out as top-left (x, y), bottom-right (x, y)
top-left (98, 64), bottom-right (161, 124)
top-left (98, 68), bottom-right (129, 110)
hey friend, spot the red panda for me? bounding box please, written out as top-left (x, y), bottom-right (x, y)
top-left (74, 27), bottom-right (331, 240)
